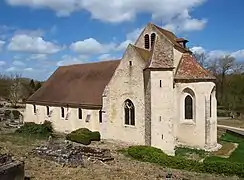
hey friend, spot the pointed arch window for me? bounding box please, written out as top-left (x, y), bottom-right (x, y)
top-left (124, 99), bottom-right (135, 126)
top-left (151, 33), bottom-right (156, 47)
top-left (185, 95), bottom-right (193, 119)
top-left (61, 107), bottom-right (65, 118)
top-left (144, 34), bottom-right (150, 49)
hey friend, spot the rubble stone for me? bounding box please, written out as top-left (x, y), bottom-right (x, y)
top-left (32, 142), bottom-right (114, 167)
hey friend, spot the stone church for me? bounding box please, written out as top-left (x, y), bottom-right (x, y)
top-left (24, 23), bottom-right (218, 155)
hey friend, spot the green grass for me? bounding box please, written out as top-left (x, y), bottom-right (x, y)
top-left (175, 147), bottom-right (209, 160)
top-left (205, 132), bottom-right (244, 163)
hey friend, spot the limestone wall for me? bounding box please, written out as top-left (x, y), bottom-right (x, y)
top-left (101, 45), bottom-right (146, 145)
top-left (24, 104), bottom-right (100, 133)
top-left (174, 81), bottom-right (217, 149)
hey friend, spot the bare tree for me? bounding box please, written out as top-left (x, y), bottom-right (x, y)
top-left (193, 52), bottom-right (208, 68)
top-left (8, 73), bottom-right (24, 107)
top-left (217, 55), bottom-right (235, 104)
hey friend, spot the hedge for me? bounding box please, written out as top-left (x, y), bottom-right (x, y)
top-left (66, 128), bottom-right (101, 145)
top-left (127, 146), bottom-right (244, 177)
top-left (16, 121), bottom-right (53, 138)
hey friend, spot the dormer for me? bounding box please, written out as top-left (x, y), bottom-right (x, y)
top-left (176, 38), bottom-right (189, 49)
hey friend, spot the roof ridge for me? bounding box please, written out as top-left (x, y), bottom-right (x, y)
top-left (60, 59), bottom-right (121, 68)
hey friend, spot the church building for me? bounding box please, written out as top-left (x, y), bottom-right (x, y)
top-left (24, 23), bottom-right (218, 155)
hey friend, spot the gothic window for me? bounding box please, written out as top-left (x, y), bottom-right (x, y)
top-left (124, 99), bottom-right (135, 126)
top-left (61, 107), bottom-right (65, 118)
top-left (185, 95), bottom-right (193, 119)
top-left (151, 33), bottom-right (156, 47)
top-left (144, 34), bottom-right (150, 49)
top-left (78, 108), bottom-right (82, 119)
top-left (46, 106), bottom-right (50, 116)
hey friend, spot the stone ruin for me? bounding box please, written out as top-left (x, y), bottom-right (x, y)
top-left (32, 142), bottom-right (114, 167)
top-left (0, 153), bottom-right (25, 180)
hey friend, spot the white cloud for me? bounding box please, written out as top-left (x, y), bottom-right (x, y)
top-left (56, 55), bottom-right (88, 66)
top-left (190, 46), bottom-right (206, 54)
top-left (163, 10), bottom-right (207, 32)
top-left (0, 61), bottom-right (6, 66)
top-left (24, 67), bottom-right (34, 71)
top-left (5, 66), bottom-right (17, 72)
top-left (70, 38), bottom-right (116, 55)
top-left (0, 40), bottom-right (5, 50)
top-left (8, 34), bottom-right (62, 54)
top-left (28, 54), bottom-right (47, 60)
top-left (12, 60), bottom-right (25, 66)
top-left (231, 50), bottom-right (244, 60)
top-left (14, 29), bottom-right (44, 37)
top-left (98, 53), bottom-right (118, 61)
top-left (191, 46), bottom-right (244, 61)
top-left (6, 0), bottom-right (206, 28)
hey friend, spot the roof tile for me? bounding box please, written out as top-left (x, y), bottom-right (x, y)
top-left (175, 54), bottom-right (216, 80)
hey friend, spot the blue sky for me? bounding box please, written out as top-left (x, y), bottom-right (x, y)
top-left (0, 0), bottom-right (243, 80)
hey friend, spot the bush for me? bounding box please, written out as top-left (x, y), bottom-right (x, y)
top-left (12, 110), bottom-right (20, 119)
top-left (16, 121), bottom-right (53, 138)
top-left (90, 131), bottom-right (101, 141)
top-left (127, 146), bottom-right (244, 177)
top-left (66, 128), bottom-right (101, 145)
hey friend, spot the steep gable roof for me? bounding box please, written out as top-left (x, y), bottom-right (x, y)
top-left (152, 24), bottom-right (190, 53)
top-left (133, 46), bottom-right (152, 62)
top-left (27, 60), bottom-right (121, 108)
top-left (175, 54), bottom-right (216, 81)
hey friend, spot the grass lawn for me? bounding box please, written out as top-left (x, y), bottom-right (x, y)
top-left (205, 131), bottom-right (244, 163)
top-left (175, 130), bottom-right (244, 164)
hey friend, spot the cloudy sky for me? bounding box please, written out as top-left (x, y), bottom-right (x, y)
top-left (0, 0), bottom-right (243, 80)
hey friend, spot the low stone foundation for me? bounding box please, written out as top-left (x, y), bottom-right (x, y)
top-left (0, 154), bottom-right (25, 180)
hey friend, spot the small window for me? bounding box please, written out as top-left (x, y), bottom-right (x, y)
top-left (78, 108), bottom-right (82, 119)
top-left (33, 105), bottom-right (36, 114)
top-left (85, 114), bottom-right (91, 122)
top-left (151, 33), bottom-right (156, 47)
top-left (185, 95), bottom-right (193, 119)
top-left (160, 80), bottom-right (162, 87)
top-left (46, 106), bottom-right (50, 116)
top-left (61, 107), bottom-right (64, 118)
top-left (124, 99), bottom-right (135, 126)
top-left (129, 61), bottom-right (132, 66)
top-left (99, 110), bottom-right (102, 123)
top-left (144, 34), bottom-right (150, 49)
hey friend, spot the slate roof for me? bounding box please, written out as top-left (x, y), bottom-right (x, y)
top-left (27, 60), bottom-right (121, 108)
top-left (175, 53), bottom-right (216, 81)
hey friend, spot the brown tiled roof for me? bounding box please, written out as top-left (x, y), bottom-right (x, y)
top-left (26, 60), bottom-right (121, 108)
top-left (175, 54), bottom-right (216, 81)
top-left (152, 24), bottom-right (190, 53)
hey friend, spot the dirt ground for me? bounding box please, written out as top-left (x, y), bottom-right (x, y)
top-left (0, 132), bottom-right (240, 180)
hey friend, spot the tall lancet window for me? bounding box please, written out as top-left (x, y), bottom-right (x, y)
top-left (144, 34), bottom-right (150, 49)
top-left (151, 33), bottom-right (156, 47)
top-left (124, 99), bottom-right (135, 126)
